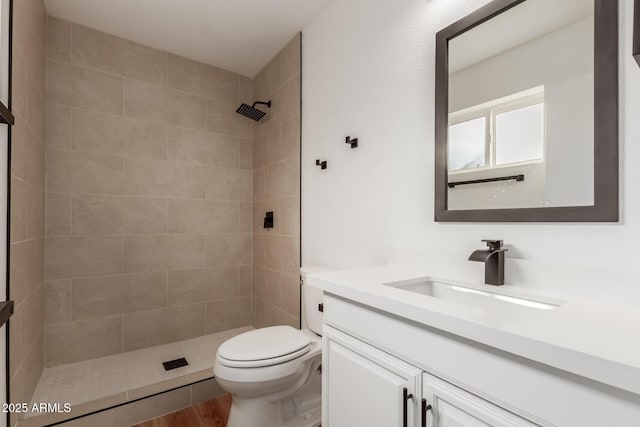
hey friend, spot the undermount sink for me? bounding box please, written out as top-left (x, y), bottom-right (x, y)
top-left (383, 278), bottom-right (563, 313)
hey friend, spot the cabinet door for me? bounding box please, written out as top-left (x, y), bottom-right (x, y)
top-left (422, 372), bottom-right (539, 427)
top-left (323, 326), bottom-right (422, 427)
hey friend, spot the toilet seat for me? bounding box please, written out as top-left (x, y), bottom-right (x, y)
top-left (217, 326), bottom-right (311, 368)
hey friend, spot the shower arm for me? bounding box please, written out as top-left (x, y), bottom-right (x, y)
top-left (252, 101), bottom-right (272, 109)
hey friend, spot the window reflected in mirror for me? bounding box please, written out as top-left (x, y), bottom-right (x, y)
top-left (446, 0), bottom-right (595, 211)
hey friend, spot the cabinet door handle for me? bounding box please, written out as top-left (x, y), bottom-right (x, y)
top-left (403, 387), bottom-right (413, 427)
top-left (421, 398), bottom-right (432, 427)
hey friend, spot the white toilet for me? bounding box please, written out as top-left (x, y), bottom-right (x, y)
top-left (214, 266), bottom-right (331, 427)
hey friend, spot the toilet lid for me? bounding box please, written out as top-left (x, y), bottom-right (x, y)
top-left (217, 326), bottom-right (311, 368)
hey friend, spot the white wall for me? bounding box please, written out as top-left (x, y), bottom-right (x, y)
top-left (302, 0), bottom-right (640, 296)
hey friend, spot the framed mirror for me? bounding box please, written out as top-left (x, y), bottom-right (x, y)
top-left (435, 0), bottom-right (618, 222)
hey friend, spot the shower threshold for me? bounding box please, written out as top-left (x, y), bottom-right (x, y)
top-left (18, 326), bottom-right (252, 427)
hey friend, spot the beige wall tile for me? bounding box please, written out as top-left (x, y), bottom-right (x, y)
top-left (46, 149), bottom-right (124, 195)
top-left (206, 99), bottom-right (252, 139)
top-left (280, 273), bottom-right (300, 316)
top-left (123, 304), bottom-right (205, 351)
top-left (44, 316), bottom-right (123, 366)
top-left (10, 178), bottom-right (25, 243)
top-left (72, 24), bottom-right (167, 86)
top-left (124, 235), bottom-right (206, 273)
top-left (237, 265), bottom-right (252, 296)
top-left (238, 76), bottom-right (253, 105)
top-left (46, 104), bottom-right (71, 148)
top-left (72, 109), bottom-right (167, 160)
top-left (253, 125), bottom-right (280, 168)
top-left (280, 115), bottom-right (300, 160)
top-left (10, 116), bottom-right (25, 181)
top-left (253, 167), bottom-right (265, 202)
top-left (46, 60), bottom-right (123, 114)
top-left (206, 296), bottom-right (252, 333)
top-left (47, 16), bottom-right (71, 62)
top-left (10, 285), bottom-right (44, 378)
top-left (13, 116), bottom-right (45, 189)
top-left (280, 196), bottom-right (300, 236)
top-left (280, 34), bottom-right (301, 83)
top-left (254, 55), bottom-right (280, 101)
top-left (11, 0), bottom-right (46, 410)
top-left (254, 298), bottom-right (298, 330)
top-left (10, 238), bottom-right (44, 306)
top-left (124, 79), bottom-right (206, 130)
top-left (12, 50), bottom-right (27, 118)
top-left (168, 54), bottom-right (237, 103)
top-left (272, 74), bottom-right (301, 122)
top-left (253, 233), bottom-right (265, 267)
top-left (71, 194), bottom-right (121, 235)
top-left (25, 184), bottom-right (45, 240)
top-left (237, 139), bottom-right (253, 170)
top-left (14, 0), bottom-right (46, 87)
top-left (72, 272), bottom-right (167, 320)
top-left (45, 236), bottom-right (123, 280)
top-left (44, 280), bottom-right (71, 324)
top-left (124, 157), bottom-right (205, 199)
top-left (167, 126), bottom-right (239, 168)
top-left (28, 77), bottom-right (46, 142)
top-left (168, 199), bottom-right (237, 234)
top-left (252, 297), bottom-right (275, 329)
top-left (122, 197), bottom-right (168, 235)
top-left (206, 233), bottom-right (252, 267)
top-left (264, 234), bottom-right (299, 276)
top-left (46, 193), bottom-right (71, 236)
top-left (239, 202), bottom-right (252, 233)
top-left (264, 156), bottom-right (299, 199)
top-left (9, 334), bottom-right (43, 419)
top-left (168, 267), bottom-right (238, 306)
top-left (253, 110), bottom-right (279, 139)
top-left (206, 167), bottom-right (252, 201)
top-left (253, 266), bottom-right (280, 306)
top-left (60, 194), bottom-right (167, 235)
top-left (124, 235), bottom-right (168, 273)
top-left (72, 195), bottom-right (168, 236)
top-left (277, 309), bottom-right (299, 329)
top-left (123, 78), bottom-right (167, 123)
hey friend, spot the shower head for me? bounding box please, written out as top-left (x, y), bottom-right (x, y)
top-left (236, 101), bottom-right (271, 122)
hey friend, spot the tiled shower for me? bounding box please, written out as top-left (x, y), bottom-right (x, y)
top-left (9, 1), bottom-right (301, 424)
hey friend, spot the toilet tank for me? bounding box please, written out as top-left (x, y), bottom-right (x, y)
top-left (300, 266), bottom-right (335, 335)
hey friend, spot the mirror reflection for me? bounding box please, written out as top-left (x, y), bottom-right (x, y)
top-left (447, 0), bottom-right (594, 211)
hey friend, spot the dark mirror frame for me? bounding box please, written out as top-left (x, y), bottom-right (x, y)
top-left (434, 0), bottom-right (619, 222)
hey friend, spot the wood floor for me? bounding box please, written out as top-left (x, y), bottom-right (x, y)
top-left (133, 394), bottom-right (232, 427)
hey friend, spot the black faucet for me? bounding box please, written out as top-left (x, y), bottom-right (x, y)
top-left (468, 240), bottom-right (508, 286)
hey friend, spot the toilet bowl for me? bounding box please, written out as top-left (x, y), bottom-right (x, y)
top-left (213, 266), bottom-right (332, 427)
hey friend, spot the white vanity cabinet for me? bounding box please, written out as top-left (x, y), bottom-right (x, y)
top-left (422, 372), bottom-right (537, 427)
top-left (321, 294), bottom-right (640, 426)
top-left (324, 325), bottom-right (538, 427)
top-left (323, 326), bottom-right (422, 427)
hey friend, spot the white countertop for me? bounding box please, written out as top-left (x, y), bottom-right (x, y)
top-left (307, 265), bottom-right (640, 396)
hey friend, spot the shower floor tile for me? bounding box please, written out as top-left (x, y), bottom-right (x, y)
top-left (20, 327), bottom-right (252, 427)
